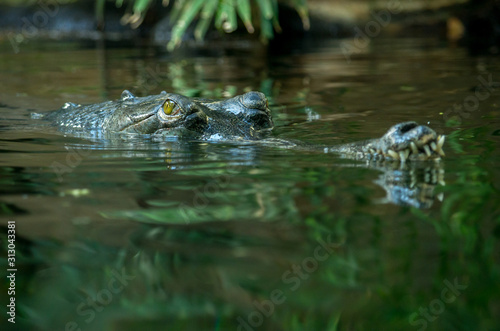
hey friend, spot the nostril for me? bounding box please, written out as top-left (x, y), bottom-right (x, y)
top-left (399, 122), bottom-right (418, 133)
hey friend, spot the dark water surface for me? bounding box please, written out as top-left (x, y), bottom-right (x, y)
top-left (1, 38), bottom-right (499, 331)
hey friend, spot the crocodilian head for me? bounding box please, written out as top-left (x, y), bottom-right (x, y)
top-left (110, 90), bottom-right (273, 139)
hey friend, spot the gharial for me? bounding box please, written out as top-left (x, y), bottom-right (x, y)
top-left (38, 90), bottom-right (446, 162)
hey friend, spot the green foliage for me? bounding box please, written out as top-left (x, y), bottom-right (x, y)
top-left (103, 0), bottom-right (309, 50)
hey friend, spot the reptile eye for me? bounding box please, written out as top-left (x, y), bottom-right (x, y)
top-left (163, 100), bottom-right (178, 115)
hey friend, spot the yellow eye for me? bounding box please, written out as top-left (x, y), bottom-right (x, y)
top-left (163, 100), bottom-right (176, 115)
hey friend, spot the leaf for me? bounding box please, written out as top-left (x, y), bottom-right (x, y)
top-left (215, 0), bottom-right (237, 33)
top-left (194, 0), bottom-right (218, 41)
top-left (291, 0), bottom-right (310, 30)
top-left (271, 0), bottom-right (281, 33)
top-left (255, 0), bottom-right (273, 20)
top-left (168, 0), bottom-right (206, 51)
top-left (225, 0), bottom-right (238, 32)
top-left (96, 0), bottom-right (106, 24)
top-left (236, 0), bottom-right (254, 33)
top-left (259, 8), bottom-right (274, 41)
top-left (255, 0), bottom-right (275, 41)
top-left (133, 0), bottom-right (151, 15)
top-left (169, 0), bottom-right (187, 23)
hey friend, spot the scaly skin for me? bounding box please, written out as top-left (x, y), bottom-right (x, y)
top-left (330, 122), bottom-right (445, 162)
top-left (40, 90), bottom-right (444, 162)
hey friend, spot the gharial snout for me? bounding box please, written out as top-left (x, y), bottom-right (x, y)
top-left (380, 122), bottom-right (445, 161)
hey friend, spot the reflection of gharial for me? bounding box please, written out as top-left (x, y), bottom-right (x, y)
top-left (40, 90), bottom-right (445, 162)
